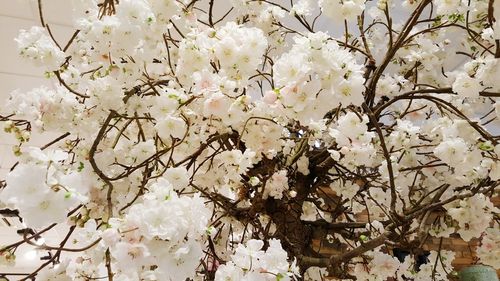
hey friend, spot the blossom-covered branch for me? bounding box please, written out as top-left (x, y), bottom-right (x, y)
top-left (1, 0), bottom-right (499, 280)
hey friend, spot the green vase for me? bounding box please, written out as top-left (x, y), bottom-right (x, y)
top-left (459, 265), bottom-right (499, 281)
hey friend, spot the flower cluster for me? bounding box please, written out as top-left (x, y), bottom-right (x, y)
top-left (271, 32), bottom-right (365, 125)
top-left (105, 177), bottom-right (211, 280)
top-left (215, 239), bottom-right (299, 281)
top-left (15, 26), bottom-right (66, 71)
top-left (352, 250), bottom-right (407, 281)
top-left (5, 86), bottom-right (82, 131)
top-left (445, 194), bottom-right (498, 241)
top-left (329, 112), bottom-right (376, 169)
top-left (319, 0), bottom-right (365, 21)
top-left (476, 227), bottom-right (500, 269)
top-left (0, 148), bottom-right (88, 229)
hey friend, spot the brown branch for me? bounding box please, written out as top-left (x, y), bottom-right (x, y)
top-left (305, 220), bottom-right (369, 229)
top-left (63, 30), bottom-right (80, 52)
top-left (10, 132), bottom-right (70, 172)
top-left (54, 71), bottom-right (90, 98)
top-left (365, 0), bottom-right (432, 106)
top-left (20, 225), bottom-right (76, 281)
top-left (362, 103), bottom-right (397, 215)
top-left (88, 111), bottom-right (117, 218)
top-left (0, 224), bottom-right (57, 253)
top-left (332, 231), bottom-right (391, 264)
top-left (105, 248), bottom-right (114, 281)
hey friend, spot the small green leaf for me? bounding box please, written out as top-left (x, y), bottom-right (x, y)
top-left (359, 235), bottom-right (368, 242)
top-left (206, 226), bottom-right (214, 236)
top-left (478, 141), bottom-right (494, 151)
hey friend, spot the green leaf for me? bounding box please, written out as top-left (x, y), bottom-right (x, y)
top-left (78, 162), bottom-right (85, 172)
top-left (478, 142), bottom-right (494, 151)
top-left (359, 235), bottom-right (368, 242)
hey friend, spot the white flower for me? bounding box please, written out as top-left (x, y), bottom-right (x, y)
top-left (330, 180), bottom-right (359, 200)
top-left (370, 251), bottom-right (401, 279)
top-left (291, 0), bottom-right (314, 16)
top-left (5, 86), bottom-right (82, 132)
top-left (452, 73), bottom-right (482, 98)
top-left (335, 76), bottom-right (365, 106)
top-left (263, 170), bottom-right (289, 199)
top-left (193, 70), bottom-right (221, 93)
top-left (216, 239), bottom-right (299, 280)
top-left (215, 262), bottom-right (245, 281)
top-left (296, 155), bottom-right (310, 175)
top-left (20, 192), bottom-right (71, 229)
top-left (0, 164), bottom-right (50, 207)
top-left (260, 239), bottom-right (293, 274)
top-left (115, 0), bottom-right (155, 26)
top-left (433, 138), bottom-right (468, 167)
top-left (329, 112), bottom-right (372, 146)
top-left (203, 92), bottom-right (231, 117)
top-left (163, 167), bottom-right (190, 190)
top-left (58, 170), bottom-right (92, 203)
top-left (127, 189), bottom-right (210, 241)
top-left (476, 227), bottom-right (500, 269)
top-left (15, 26), bottom-right (66, 71)
top-left (155, 116), bottom-right (187, 139)
top-left (231, 239), bottom-right (264, 270)
top-left (273, 52), bottom-right (311, 87)
top-left (147, 0), bottom-right (181, 24)
top-left (319, 0), bottom-right (365, 21)
top-left (151, 240), bottom-right (204, 281)
top-left (25, 147), bottom-right (68, 163)
top-left (102, 228), bottom-right (121, 247)
top-left (482, 22), bottom-right (500, 41)
top-left (445, 194), bottom-right (497, 241)
top-left (111, 241), bottom-right (150, 271)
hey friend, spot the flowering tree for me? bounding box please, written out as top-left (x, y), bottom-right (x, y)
top-left (1, 0), bottom-right (500, 280)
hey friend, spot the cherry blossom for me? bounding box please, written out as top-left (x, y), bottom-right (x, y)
top-left (1, 0), bottom-right (499, 280)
